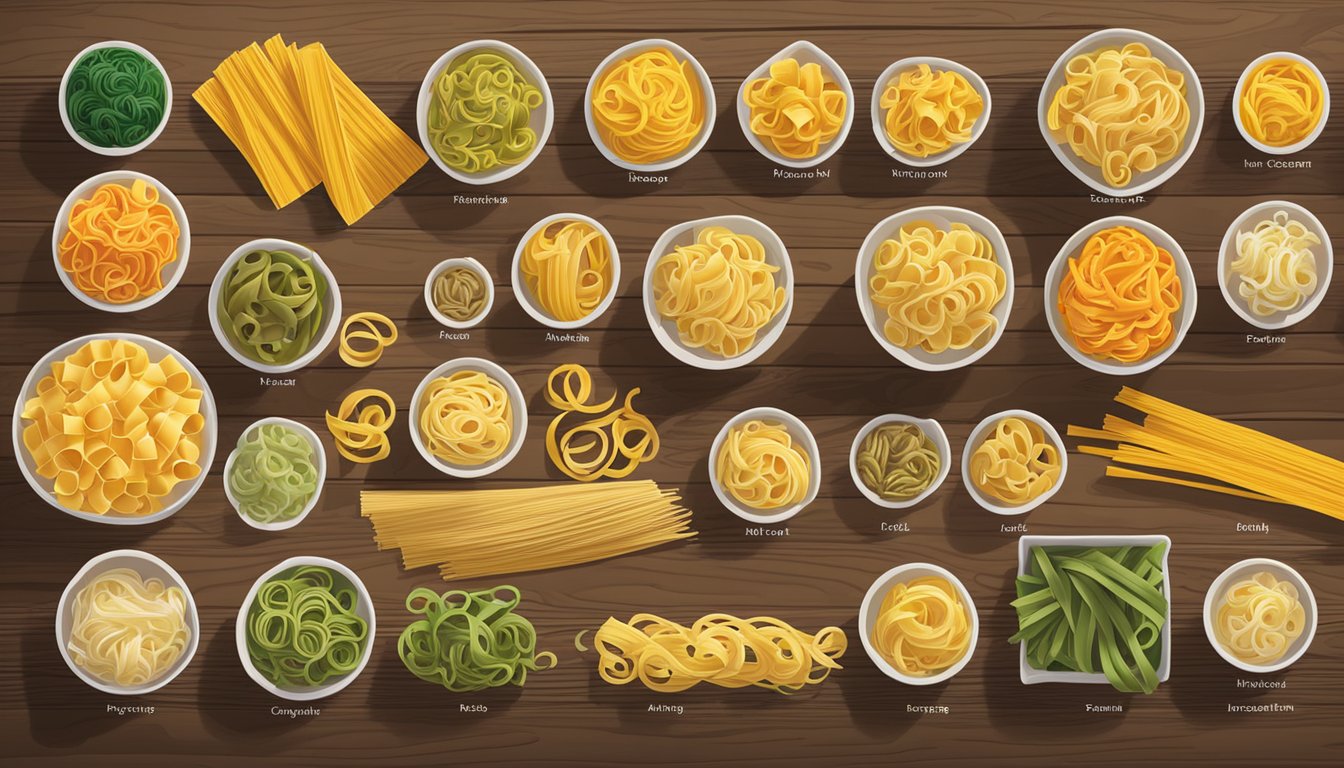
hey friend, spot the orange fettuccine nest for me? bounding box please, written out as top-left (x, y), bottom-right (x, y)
top-left (59, 180), bottom-right (180, 304)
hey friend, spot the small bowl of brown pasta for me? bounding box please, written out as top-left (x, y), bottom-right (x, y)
top-left (849, 414), bottom-right (951, 510)
top-left (425, 257), bottom-right (494, 330)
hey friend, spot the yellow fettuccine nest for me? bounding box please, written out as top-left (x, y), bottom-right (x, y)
top-left (743, 58), bottom-right (847, 159)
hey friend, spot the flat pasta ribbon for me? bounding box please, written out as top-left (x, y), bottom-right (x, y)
top-left (969, 417), bottom-right (1060, 505)
top-left (59, 179), bottom-right (180, 305)
top-left (68, 568), bottom-right (190, 687)
top-left (338, 311), bottom-right (398, 368)
top-left (743, 57), bottom-right (846, 159)
top-left (880, 63), bottom-right (984, 158)
top-left (245, 565), bottom-right (368, 687)
top-left (872, 576), bottom-right (971, 676)
top-left (427, 51), bottom-right (543, 172)
top-left (417, 370), bottom-right (513, 466)
top-left (1239, 58), bottom-right (1325, 147)
top-left (591, 47), bottom-right (705, 164)
top-left (218, 248), bottom-right (329, 366)
top-left (520, 219), bottom-right (613, 322)
top-left (544, 364), bottom-right (658, 482)
top-left (716, 418), bottom-right (810, 510)
top-left (325, 388), bottom-right (396, 463)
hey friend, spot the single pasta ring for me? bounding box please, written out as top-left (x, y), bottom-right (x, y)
top-left (338, 312), bottom-right (398, 368)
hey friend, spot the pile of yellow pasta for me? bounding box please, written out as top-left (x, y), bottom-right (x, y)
top-left (879, 63), bottom-right (984, 158)
top-left (871, 575), bottom-right (971, 677)
top-left (716, 418), bottom-right (811, 511)
top-left (591, 47), bottom-right (705, 165)
top-left (338, 312), bottom-right (398, 368)
top-left (545, 364), bottom-right (658, 482)
top-left (743, 57), bottom-right (847, 160)
top-left (1213, 571), bottom-right (1307, 666)
top-left (67, 568), bottom-right (191, 687)
top-left (417, 369), bottom-right (513, 467)
top-left (969, 416), bottom-right (1061, 506)
top-left (1239, 57), bottom-right (1326, 148)
top-left (326, 389), bottom-right (397, 464)
top-left (520, 219), bottom-right (614, 323)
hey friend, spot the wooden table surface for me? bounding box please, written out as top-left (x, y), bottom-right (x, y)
top-left (2, 1), bottom-right (1341, 766)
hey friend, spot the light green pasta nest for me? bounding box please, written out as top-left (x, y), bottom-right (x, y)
top-left (228, 422), bottom-right (319, 523)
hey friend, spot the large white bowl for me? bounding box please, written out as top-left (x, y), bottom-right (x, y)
top-left (858, 562), bottom-right (979, 686)
top-left (236, 556), bottom-right (375, 701)
top-left (1203, 557), bottom-right (1317, 674)
top-left (1217, 200), bottom-right (1333, 330)
top-left (52, 170), bottom-right (190, 313)
top-left (855, 206), bottom-right (1014, 371)
top-left (871, 57), bottom-right (992, 168)
top-left (1234, 52), bottom-right (1330, 156)
top-left (849, 414), bottom-right (951, 510)
top-left (1045, 215), bottom-right (1197, 375)
top-left (416, 40), bottom-right (554, 185)
top-left (223, 417), bottom-right (327, 532)
top-left (56, 549), bottom-right (200, 695)
top-left (644, 215), bottom-right (793, 370)
top-left (59, 41), bottom-right (172, 157)
top-left (736, 40), bottom-right (854, 169)
top-left (425, 257), bottom-right (495, 330)
top-left (585, 39), bottom-right (716, 172)
top-left (709, 407), bottom-right (821, 525)
top-left (512, 213), bottom-right (621, 330)
top-left (208, 238), bottom-right (343, 374)
top-left (1038, 28), bottom-right (1204, 197)
top-left (409, 357), bottom-right (527, 478)
top-left (962, 409), bottom-right (1067, 516)
top-left (12, 333), bottom-right (217, 525)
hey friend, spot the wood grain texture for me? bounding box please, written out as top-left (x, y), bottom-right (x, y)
top-left (1, 1), bottom-right (1342, 766)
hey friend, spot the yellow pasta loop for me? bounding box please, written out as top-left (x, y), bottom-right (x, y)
top-left (872, 576), bottom-right (971, 677)
top-left (59, 179), bottom-right (180, 305)
top-left (418, 370), bottom-right (512, 467)
top-left (969, 417), bottom-right (1061, 505)
top-left (20, 338), bottom-right (206, 516)
top-left (1047, 43), bottom-right (1190, 188)
top-left (67, 568), bottom-right (190, 687)
top-left (591, 47), bottom-right (705, 164)
top-left (520, 219), bottom-right (614, 322)
top-left (593, 613), bottom-right (847, 694)
top-left (1239, 58), bottom-right (1325, 148)
top-left (544, 364), bottom-right (658, 482)
top-left (869, 220), bottom-right (1006, 353)
top-left (325, 388), bottom-right (396, 463)
top-left (880, 64), bottom-right (984, 158)
top-left (1231, 210), bottom-right (1320, 317)
top-left (652, 226), bottom-right (786, 359)
top-left (338, 311), bottom-right (398, 368)
top-left (743, 58), bottom-right (847, 159)
top-left (716, 419), bottom-right (811, 510)
top-left (1214, 571), bottom-right (1306, 666)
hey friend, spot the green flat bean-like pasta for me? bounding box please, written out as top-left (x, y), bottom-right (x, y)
top-left (228, 423), bottom-right (320, 523)
top-left (219, 249), bottom-right (328, 366)
top-left (246, 566), bottom-right (368, 687)
top-left (1009, 544), bottom-right (1167, 694)
top-left (65, 47), bottom-right (167, 148)
top-left (427, 52), bottom-right (543, 173)
top-left (397, 585), bottom-right (556, 692)
top-left (855, 423), bottom-right (940, 501)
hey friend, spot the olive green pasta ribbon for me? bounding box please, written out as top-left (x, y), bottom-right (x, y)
top-left (246, 566), bottom-right (368, 687)
top-left (219, 249), bottom-right (328, 365)
top-left (427, 52), bottom-right (543, 173)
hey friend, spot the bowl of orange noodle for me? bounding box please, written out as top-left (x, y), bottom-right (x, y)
top-left (736, 40), bottom-right (855, 169)
top-left (858, 562), bottom-right (979, 685)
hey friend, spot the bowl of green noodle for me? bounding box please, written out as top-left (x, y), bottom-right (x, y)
top-left (417, 40), bottom-right (554, 185)
top-left (236, 557), bottom-right (375, 701)
top-left (223, 417), bottom-right (327, 532)
top-left (849, 414), bottom-right (951, 510)
top-left (59, 41), bottom-right (171, 156)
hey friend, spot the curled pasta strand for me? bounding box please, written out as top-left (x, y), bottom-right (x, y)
top-left (520, 219), bottom-right (613, 322)
top-left (716, 418), bottom-right (810, 510)
top-left (245, 565), bottom-right (368, 687)
top-left (418, 370), bottom-right (512, 467)
top-left (872, 576), bottom-right (971, 676)
top-left (339, 311), bottom-right (398, 368)
top-left (969, 417), bottom-right (1061, 505)
top-left (1231, 210), bottom-right (1320, 317)
top-left (59, 179), bottom-right (180, 305)
top-left (743, 58), bottom-right (846, 159)
top-left (325, 388), bottom-right (396, 463)
top-left (880, 64), bottom-right (984, 158)
top-left (68, 568), bottom-right (190, 687)
top-left (1239, 58), bottom-right (1325, 148)
top-left (591, 47), bottom-right (705, 164)
top-left (544, 364), bottom-right (658, 481)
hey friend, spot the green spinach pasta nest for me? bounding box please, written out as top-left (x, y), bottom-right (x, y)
top-left (227, 423), bottom-right (319, 524)
top-left (65, 47), bottom-right (167, 148)
top-left (219, 249), bottom-right (328, 366)
top-left (246, 566), bottom-right (369, 687)
top-left (427, 51), bottom-right (543, 173)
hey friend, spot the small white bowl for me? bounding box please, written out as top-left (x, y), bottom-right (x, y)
top-left (871, 57), bottom-right (992, 167)
top-left (1217, 200), bottom-right (1333, 330)
top-left (409, 357), bottom-right (527, 478)
top-left (208, 238), bottom-right (343, 374)
top-left (1045, 215), bottom-right (1197, 375)
top-left (12, 333), bottom-right (217, 525)
top-left (859, 562), bottom-right (979, 686)
top-left (736, 40), bottom-right (855, 169)
top-left (709, 407), bottom-right (821, 524)
top-left (236, 556), bottom-right (375, 701)
top-left (416, 40), bottom-right (554, 185)
top-left (52, 170), bottom-right (190, 313)
top-left (56, 549), bottom-right (200, 695)
top-left (425, 257), bottom-right (495, 330)
top-left (511, 213), bottom-right (620, 329)
top-left (223, 417), bottom-right (327, 532)
top-left (849, 414), bottom-right (951, 509)
top-left (1018, 534), bottom-right (1172, 686)
top-left (643, 215), bottom-right (793, 370)
top-left (59, 41), bottom-right (172, 156)
top-left (1038, 28), bottom-right (1204, 197)
top-left (855, 206), bottom-right (1014, 371)
top-left (1234, 52), bottom-right (1330, 155)
top-left (585, 39), bottom-right (716, 172)
top-left (962, 409), bottom-right (1067, 516)
top-left (1203, 557), bottom-right (1317, 674)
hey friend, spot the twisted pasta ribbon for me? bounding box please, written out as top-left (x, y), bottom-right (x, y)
top-left (228, 423), bottom-right (319, 523)
top-left (591, 47), bottom-right (705, 164)
top-left (1047, 43), bottom-right (1190, 188)
top-left (65, 47), bottom-right (167, 148)
top-left (246, 565), bottom-right (368, 687)
top-left (855, 423), bottom-right (940, 501)
top-left (418, 370), bottom-right (512, 466)
top-left (325, 389), bottom-right (396, 463)
top-left (1214, 571), bottom-right (1306, 666)
top-left (432, 266), bottom-right (488, 321)
top-left (218, 249), bottom-right (329, 366)
top-left (338, 312), bottom-right (398, 368)
top-left (520, 219), bottom-right (614, 322)
top-left (869, 220), bottom-right (1006, 353)
top-left (1058, 226), bottom-right (1182, 363)
top-left (743, 58), bottom-right (847, 159)
top-left (427, 51), bottom-right (543, 172)
top-left (544, 364), bottom-right (658, 481)
top-left (969, 417), bottom-right (1061, 505)
top-left (59, 179), bottom-right (180, 304)
top-left (1239, 58), bottom-right (1325, 147)
top-left (68, 568), bottom-right (190, 687)
top-left (880, 63), bottom-right (984, 158)
top-left (1231, 210), bottom-right (1320, 318)
top-left (872, 576), bottom-right (971, 676)
top-left (716, 418), bottom-right (811, 510)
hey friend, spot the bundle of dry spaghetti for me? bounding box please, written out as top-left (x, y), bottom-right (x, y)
top-left (1070, 387), bottom-right (1344, 521)
top-left (361, 480), bottom-right (695, 579)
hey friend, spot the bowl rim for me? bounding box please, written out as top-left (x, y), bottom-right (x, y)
top-left (1233, 51), bottom-right (1331, 155)
top-left (511, 213), bottom-right (621, 329)
top-left (58, 40), bottom-right (173, 157)
top-left (1202, 557), bottom-right (1318, 674)
top-left (870, 56), bottom-right (993, 167)
top-left (424, 256), bottom-right (495, 330)
top-left (708, 406), bottom-right (821, 524)
top-left (223, 417), bottom-right (328, 532)
top-left (736, 39), bottom-right (855, 169)
top-left (857, 562), bottom-right (980, 685)
top-left (408, 356), bottom-right (528, 478)
top-left (961, 409), bottom-right (1068, 516)
top-left (848, 414), bottom-right (952, 509)
top-left (1216, 199), bottom-right (1334, 330)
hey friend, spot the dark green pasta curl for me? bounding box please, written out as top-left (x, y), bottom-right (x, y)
top-left (65, 47), bottom-right (168, 148)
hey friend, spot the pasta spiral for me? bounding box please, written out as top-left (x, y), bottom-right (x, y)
top-left (969, 417), bottom-right (1061, 506)
top-left (325, 389), bottom-right (396, 463)
top-left (1239, 58), bottom-right (1325, 148)
top-left (59, 179), bottom-right (180, 305)
top-left (716, 418), bottom-right (811, 511)
top-left (880, 64), bottom-right (984, 158)
top-left (418, 370), bottom-right (513, 467)
top-left (68, 568), bottom-right (190, 687)
top-left (520, 219), bottom-right (614, 322)
top-left (65, 46), bottom-right (167, 148)
top-left (218, 249), bottom-right (329, 366)
top-left (868, 220), bottom-right (1006, 354)
top-left (1231, 210), bottom-right (1320, 318)
top-left (855, 423), bottom-right (941, 501)
top-left (591, 47), bottom-right (705, 164)
top-left (338, 311), bottom-right (398, 368)
top-left (227, 423), bottom-right (319, 524)
top-left (872, 576), bottom-right (971, 677)
top-left (544, 363), bottom-right (658, 481)
top-left (743, 58), bottom-right (847, 160)
top-left (427, 51), bottom-right (544, 173)
top-left (1213, 571), bottom-right (1307, 666)
top-left (245, 565), bottom-right (368, 687)
top-left (432, 266), bottom-right (488, 322)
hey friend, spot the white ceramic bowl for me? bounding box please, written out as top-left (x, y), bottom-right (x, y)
top-left (1038, 28), bottom-right (1204, 197)
top-left (849, 414), bottom-right (951, 509)
top-left (1234, 52), bottom-right (1330, 155)
top-left (855, 206), bottom-right (1014, 371)
top-left (56, 549), bottom-right (200, 695)
top-left (1203, 557), bottom-right (1317, 674)
top-left (12, 332), bottom-right (217, 525)
top-left (709, 407), bottom-right (821, 524)
top-left (962, 409), bottom-right (1067, 516)
top-left (858, 562), bottom-right (979, 686)
top-left (425, 257), bottom-right (495, 330)
top-left (1217, 200), bottom-right (1333, 330)
top-left (871, 57), bottom-right (992, 167)
top-left (585, 39), bottom-right (716, 172)
top-left (236, 556), bottom-right (375, 701)
top-left (736, 40), bottom-right (854, 169)
top-left (52, 170), bottom-right (190, 313)
top-left (512, 213), bottom-right (620, 329)
top-left (223, 417), bottom-right (327, 532)
top-left (1018, 534), bottom-right (1172, 686)
top-left (416, 40), bottom-right (554, 185)
top-left (409, 357), bottom-right (527, 478)
top-left (208, 238), bottom-right (343, 374)
top-left (59, 41), bottom-right (172, 156)
top-left (1045, 215), bottom-right (1197, 375)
